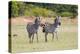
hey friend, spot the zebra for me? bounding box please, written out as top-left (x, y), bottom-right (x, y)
top-left (42, 16), bottom-right (61, 42)
top-left (26, 16), bottom-right (40, 43)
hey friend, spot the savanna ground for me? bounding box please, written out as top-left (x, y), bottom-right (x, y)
top-left (10, 16), bottom-right (78, 53)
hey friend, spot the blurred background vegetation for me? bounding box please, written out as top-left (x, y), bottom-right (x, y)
top-left (9, 1), bottom-right (78, 18)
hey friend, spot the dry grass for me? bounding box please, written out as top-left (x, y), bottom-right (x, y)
top-left (10, 17), bottom-right (78, 53)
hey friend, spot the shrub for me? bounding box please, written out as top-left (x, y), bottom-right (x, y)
top-left (60, 12), bottom-right (73, 17)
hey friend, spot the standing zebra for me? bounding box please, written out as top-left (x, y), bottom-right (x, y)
top-left (42, 16), bottom-right (61, 42)
top-left (26, 16), bottom-right (40, 43)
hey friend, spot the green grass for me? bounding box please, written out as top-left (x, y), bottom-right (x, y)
top-left (10, 18), bottom-right (78, 53)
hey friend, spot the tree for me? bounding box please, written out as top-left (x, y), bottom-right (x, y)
top-left (70, 5), bottom-right (78, 18)
top-left (10, 1), bottom-right (78, 18)
top-left (11, 1), bottom-right (19, 17)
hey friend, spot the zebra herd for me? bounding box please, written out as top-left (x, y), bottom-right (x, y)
top-left (26, 16), bottom-right (61, 43)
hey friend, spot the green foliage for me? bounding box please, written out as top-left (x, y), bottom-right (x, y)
top-left (18, 2), bottom-right (26, 16)
top-left (24, 6), bottom-right (55, 17)
top-left (11, 1), bottom-right (26, 17)
top-left (70, 5), bottom-right (78, 18)
top-left (60, 12), bottom-right (73, 17)
top-left (11, 1), bottom-right (19, 17)
top-left (10, 1), bottom-right (78, 18)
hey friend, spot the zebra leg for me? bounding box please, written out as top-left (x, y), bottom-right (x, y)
top-left (28, 34), bottom-right (31, 43)
top-left (52, 32), bottom-right (54, 41)
top-left (36, 32), bottom-right (38, 43)
top-left (55, 31), bottom-right (58, 40)
top-left (32, 34), bottom-right (34, 43)
top-left (45, 33), bottom-right (48, 42)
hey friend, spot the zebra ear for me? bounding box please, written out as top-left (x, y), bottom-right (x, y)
top-left (38, 17), bottom-right (40, 20)
top-left (37, 16), bottom-right (41, 22)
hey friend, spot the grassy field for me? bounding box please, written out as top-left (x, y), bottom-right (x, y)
top-left (10, 17), bottom-right (78, 53)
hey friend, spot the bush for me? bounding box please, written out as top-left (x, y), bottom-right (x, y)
top-left (60, 12), bottom-right (73, 17)
top-left (24, 7), bottom-right (55, 17)
top-left (11, 1), bottom-right (19, 17)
